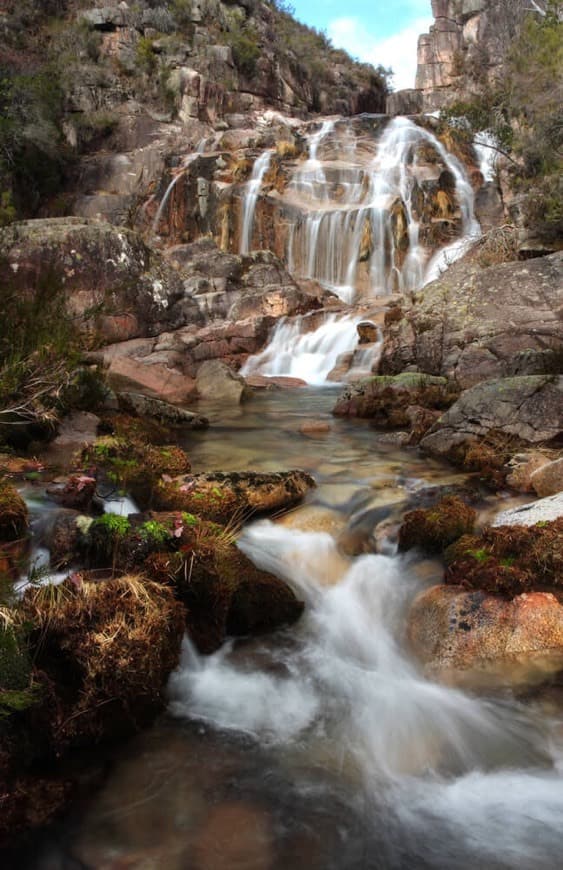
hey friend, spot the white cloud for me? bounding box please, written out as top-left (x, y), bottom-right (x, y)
top-left (328, 14), bottom-right (434, 91)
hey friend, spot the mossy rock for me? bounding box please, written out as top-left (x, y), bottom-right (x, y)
top-left (20, 575), bottom-right (186, 751)
top-left (0, 480), bottom-right (29, 542)
top-left (333, 372), bottom-right (455, 425)
top-left (444, 518), bottom-right (563, 596)
top-left (146, 522), bottom-right (304, 654)
top-left (398, 495), bottom-right (476, 554)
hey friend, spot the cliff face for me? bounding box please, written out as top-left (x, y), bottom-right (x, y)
top-left (390, 0), bottom-right (549, 113)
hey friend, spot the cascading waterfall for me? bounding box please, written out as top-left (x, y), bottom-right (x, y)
top-left (151, 138), bottom-right (209, 236)
top-left (169, 521), bottom-right (563, 868)
top-left (285, 115), bottom-right (480, 301)
top-left (241, 313), bottom-right (381, 385)
top-left (240, 150), bottom-right (273, 254)
top-left (241, 114), bottom-right (481, 386)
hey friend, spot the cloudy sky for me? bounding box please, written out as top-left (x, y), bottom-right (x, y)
top-left (288, 0), bottom-right (433, 90)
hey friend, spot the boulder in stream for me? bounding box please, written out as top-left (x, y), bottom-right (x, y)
top-left (333, 372), bottom-right (453, 430)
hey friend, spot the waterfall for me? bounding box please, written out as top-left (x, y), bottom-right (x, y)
top-left (241, 313), bottom-right (381, 385)
top-left (239, 150), bottom-right (273, 255)
top-left (285, 116), bottom-right (480, 301)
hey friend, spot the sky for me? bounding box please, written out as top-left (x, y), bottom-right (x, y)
top-left (288, 0), bottom-right (434, 91)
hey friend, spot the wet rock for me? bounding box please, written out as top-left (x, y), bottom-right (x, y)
top-left (299, 420), bottom-right (331, 436)
top-left (506, 452), bottom-right (551, 493)
top-left (43, 510), bottom-right (85, 568)
top-left (444, 518), bottom-right (563, 596)
top-left (192, 801), bottom-right (274, 870)
top-left (398, 495), bottom-right (476, 554)
top-left (147, 526), bottom-right (304, 654)
top-left (0, 481), bottom-right (29, 542)
top-left (116, 392), bottom-right (209, 428)
top-left (420, 376), bottom-right (563, 466)
top-left (530, 458), bottom-right (563, 498)
top-left (196, 359), bottom-right (250, 404)
top-left (20, 575), bottom-right (186, 750)
top-left (380, 252), bottom-right (563, 388)
top-left (46, 475), bottom-right (97, 513)
top-left (357, 320), bottom-right (379, 344)
top-left (50, 411), bottom-right (100, 450)
top-left (107, 355), bottom-right (198, 406)
top-left (154, 470), bottom-right (316, 523)
top-left (408, 585), bottom-right (563, 688)
top-left (492, 492), bottom-right (563, 528)
top-left (333, 372), bottom-right (453, 427)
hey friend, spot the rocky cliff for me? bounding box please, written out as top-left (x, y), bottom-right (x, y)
top-left (388, 0), bottom-right (550, 114)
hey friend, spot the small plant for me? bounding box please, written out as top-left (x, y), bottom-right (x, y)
top-left (139, 520), bottom-right (170, 546)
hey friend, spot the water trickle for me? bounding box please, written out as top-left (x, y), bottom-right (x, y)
top-left (239, 150), bottom-right (273, 254)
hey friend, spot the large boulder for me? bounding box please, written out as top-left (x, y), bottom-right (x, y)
top-left (154, 470), bottom-right (316, 522)
top-left (530, 458), bottom-right (563, 498)
top-left (332, 373), bottom-right (453, 426)
top-left (420, 376), bottom-right (563, 463)
top-left (380, 252), bottom-right (563, 389)
top-left (196, 359), bottom-right (249, 403)
top-left (407, 585), bottom-right (563, 688)
top-left (0, 219), bottom-right (203, 343)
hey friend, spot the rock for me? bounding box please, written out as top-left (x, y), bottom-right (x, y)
top-left (530, 458), bottom-right (563, 498)
top-left (147, 527), bottom-right (304, 654)
top-left (21, 576), bottom-right (186, 750)
top-left (445, 517), bottom-right (563, 596)
top-left (506, 452), bottom-right (551, 493)
top-left (154, 470), bottom-right (316, 523)
top-left (50, 412), bottom-right (100, 450)
top-left (356, 320), bottom-right (379, 344)
top-left (380, 252), bottom-right (563, 389)
top-left (299, 420), bottom-right (331, 436)
top-left (116, 392), bottom-right (209, 428)
top-left (333, 372), bottom-right (453, 426)
top-left (43, 510), bottom-right (85, 568)
top-left (398, 495), bottom-right (476, 553)
top-left (196, 360), bottom-right (249, 404)
top-left (46, 475), bottom-right (97, 513)
top-left (420, 376), bottom-right (563, 464)
top-left (0, 481), bottom-right (28, 542)
top-left (0, 219), bottom-right (203, 343)
top-left (492, 493), bottom-right (563, 528)
top-left (407, 585), bottom-right (563, 688)
top-left (108, 356), bottom-right (197, 405)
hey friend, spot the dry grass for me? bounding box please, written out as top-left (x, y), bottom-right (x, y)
top-left (476, 225), bottom-right (520, 267)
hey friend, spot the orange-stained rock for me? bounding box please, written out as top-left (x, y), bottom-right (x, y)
top-left (531, 458), bottom-right (563, 498)
top-left (299, 420), bottom-right (331, 436)
top-left (408, 584), bottom-right (563, 688)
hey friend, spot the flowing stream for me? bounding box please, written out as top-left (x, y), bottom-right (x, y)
top-left (14, 389), bottom-right (563, 870)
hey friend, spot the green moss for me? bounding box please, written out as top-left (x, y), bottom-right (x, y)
top-left (93, 513), bottom-right (130, 538)
top-left (139, 520), bottom-right (170, 546)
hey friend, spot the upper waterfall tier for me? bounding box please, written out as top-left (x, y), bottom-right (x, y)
top-left (239, 115), bottom-right (480, 303)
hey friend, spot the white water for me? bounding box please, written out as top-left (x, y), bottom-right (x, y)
top-left (241, 313), bottom-right (380, 385)
top-left (239, 150), bottom-right (273, 254)
top-left (283, 116), bottom-right (480, 301)
top-left (475, 130), bottom-right (499, 183)
top-left (169, 520), bottom-right (563, 867)
top-left (151, 138), bottom-right (208, 236)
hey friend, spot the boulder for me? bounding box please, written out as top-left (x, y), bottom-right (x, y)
top-left (46, 475), bottom-right (97, 513)
top-left (380, 252), bottom-right (563, 389)
top-left (147, 529), bottom-right (304, 654)
top-left (154, 470), bottom-right (316, 523)
top-left (408, 585), bottom-right (563, 688)
top-left (530, 458), bottom-right (563, 498)
top-left (107, 356), bottom-right (197, 405)
top-left (0, 219), bottom-right (203, 343)
top-left (398, 495), bottom-right (476, 553)
top-left (420, 376), bottom-right (563, 464)
top-left (506, 452), bottom-right (551, 493)
top-left (333, 372), bottom-right (453, 427)
top-left (116, 392), bottom-right (209, 428)
top-left (20, 576), bottom-right (186, 750)
top-left (196, 359), bottom-right (249, 403)
top-left (492, 492), bottom-right (563, 528)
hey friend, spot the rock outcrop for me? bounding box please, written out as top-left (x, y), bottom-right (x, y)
top-left (380, 251), bottom-right (563, 389)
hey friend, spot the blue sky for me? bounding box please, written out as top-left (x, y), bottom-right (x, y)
top-left (288, 0), bottom-right (433, 90)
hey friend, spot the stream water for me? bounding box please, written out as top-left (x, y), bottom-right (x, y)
top-left (12, 389), bottom-right (563, 870)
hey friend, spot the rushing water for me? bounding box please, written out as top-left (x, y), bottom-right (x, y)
top-left (12, 388), bottom-right (563, 870)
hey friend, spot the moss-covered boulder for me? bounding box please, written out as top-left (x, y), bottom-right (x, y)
top-left (153, 470), bottom-right (316, 524)
top-left (147, 522), bottom-right (304, 654)
top-left (332, 372), bottom-right (454, 434)
top-left (0, 480), bottom-right (28, 542)
top-left (20, 575), bottom-right (185, 751)
top-left (398, 495), bottom-right (476, 554)
top-left (82, 435), bottom-right (191, 508)
top-left (444, 518), bottom-right (563, 596)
